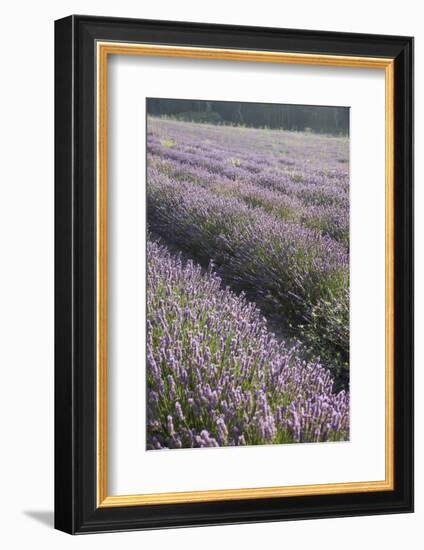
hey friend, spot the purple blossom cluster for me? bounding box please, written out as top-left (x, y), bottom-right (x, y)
top-left (147, 238), bottom-right (349, 449)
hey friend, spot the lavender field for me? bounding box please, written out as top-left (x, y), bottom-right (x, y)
top-left (146, 109), bottom-right (350, 450)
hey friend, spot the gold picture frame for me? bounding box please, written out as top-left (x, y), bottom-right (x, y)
top-left (96, 42), bottom-right (394, 508)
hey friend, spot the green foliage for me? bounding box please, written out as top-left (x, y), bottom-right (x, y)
top-left (297, 288), bottom-right (350, 390)
top-left (173, 111), bottom-right (223, 124)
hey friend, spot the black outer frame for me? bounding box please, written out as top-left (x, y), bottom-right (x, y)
top-left (54, 15), bottom-right (414, 534)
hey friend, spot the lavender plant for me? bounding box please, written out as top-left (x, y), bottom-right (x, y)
top-left (147, 238), bottom-right (349, 449)
top-left (147, 166), bottom-right (349, 380)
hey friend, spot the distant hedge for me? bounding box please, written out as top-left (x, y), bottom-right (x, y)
top-left (147, 98), bottom-right (349, 135)
top-left (173, 111), bottom-right (223, 124)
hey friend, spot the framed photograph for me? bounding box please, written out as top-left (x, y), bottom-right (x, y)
top-left (54, 15), bottom-right (413, 534)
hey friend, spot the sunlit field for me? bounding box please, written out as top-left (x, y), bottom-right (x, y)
top-left (146, 114), bottom-right (350, 450)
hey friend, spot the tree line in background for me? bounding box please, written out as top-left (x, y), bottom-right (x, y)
top-left (147, 98), bottom-right (349, 136)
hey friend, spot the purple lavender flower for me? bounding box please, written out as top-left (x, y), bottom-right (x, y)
top-left (146, 238), bottom-right (349, 449)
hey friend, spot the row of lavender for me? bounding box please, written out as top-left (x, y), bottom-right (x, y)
top-left (147, 238), bottom-right (349, 449)
top-left (147, 120), bottom-right (349, 245)
top-left (146, 118), bottom-right (350, 383)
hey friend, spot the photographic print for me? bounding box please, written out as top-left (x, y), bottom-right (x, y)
top-left (146, 98), bottom-right (350, 450)
top-left (55, 17), bottom-right (413, 533)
